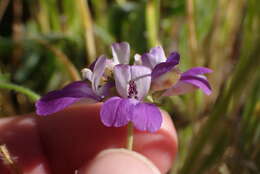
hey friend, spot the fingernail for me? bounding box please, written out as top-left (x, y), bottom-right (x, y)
top-left (79, 148), bottom-right (161, 174)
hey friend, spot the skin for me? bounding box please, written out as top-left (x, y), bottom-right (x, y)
top-left (0, 103), bottom-right (178, 174)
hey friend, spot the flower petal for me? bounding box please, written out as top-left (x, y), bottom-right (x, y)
top-left (150, 46), bottom-right (166, 61)
top-left (151, 52), bottom-right (180, 80)
top-left (100, 97), bottom-right (138, 127)
top-left (162, 81), bottom-right (197, 96)
top-left (182, 67), bottom-right (213, 76)
top-left (131, 102), bottom-right (162, 132)
top-left (92, 55), bottom-right (107, 93)
top-left (131, 65), bottom-right (152, 100)
top-left (141, 46), bottom-right (166, 69)
top-left (111, 42), bottom-right (130, 64)
top-left (36, 81), bottom-right (98, 116)
top-left (166, 52), bottom-right (180, 64)
top-left (114, 64), bottom-right (131, 98)
top-left (134, 53), bottom-right (142, 65)
top-left (163, 75), bottom-right (212, 96)
top-left (180, 75), bottom-right (212, 95)
top-left (151, 68), bottom-right (181, 91)
top-left (81, 68), bottom-right (92, 81)
top-left (98, 81), bottom-right (115, 98)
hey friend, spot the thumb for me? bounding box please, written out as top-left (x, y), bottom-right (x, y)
top-left (78, 149), bottom-right (161, 174)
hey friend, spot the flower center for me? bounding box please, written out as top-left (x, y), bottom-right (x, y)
top-left (128, 80), bottom-right (138, 99)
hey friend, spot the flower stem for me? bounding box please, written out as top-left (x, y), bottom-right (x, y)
top-left (126, 122), bottom-right (134, 150)
top-left (0, 82), bottom-right (40, 102)
top-left (0, 144), bottom-right (22, 174)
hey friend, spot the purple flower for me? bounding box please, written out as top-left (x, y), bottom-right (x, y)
top-left (36, 56), bottom-right (109, 116)
top-left (111, 42), bottom-right (130, 65)
top-left (163, 67), bottom-right (212, 96)
top-left (141, 46), bottom-right (212, 95)
top-left (89, 42), bottom-right (130, 71)
top-left (100, 65), bottom-right (162, 132)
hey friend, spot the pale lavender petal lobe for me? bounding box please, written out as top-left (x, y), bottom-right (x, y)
top-left (92, 55), bottom-right (107, 92)
top-left (141, 46), bottom-right (167, 69)
top-left (100, 97), bottom-right (137, 127)
top-left (131, 102), bottom-right (162, 132)
top-left (130, 65), bottom-right (152, 100)
top-left (150, 46), bottom-right (166, 61)
top-left (114, 64), bottom-right (131, 98)
top-left (141, 53), bottom-right (156, 69)
top-left (36, 81), bottom-right (99, 116)
top-left (112, 42), bottom-right (130, 64)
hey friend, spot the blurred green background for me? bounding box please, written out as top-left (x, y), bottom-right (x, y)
top-left (0, 0), bottom-right (259, 173)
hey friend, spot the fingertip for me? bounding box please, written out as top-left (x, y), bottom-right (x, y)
top-left (78, 149), bottom-right (161, 174)
top-left (133, 110), bottom-right (178, 174)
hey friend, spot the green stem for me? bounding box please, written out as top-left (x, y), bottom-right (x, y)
top-left (126, 122), bottom-right (134, 150)
top-left (0, 82), bottom-right (40, 102)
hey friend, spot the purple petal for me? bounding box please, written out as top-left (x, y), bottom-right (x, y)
top-left (141, 53), bottom-right (156, 69)
top-left (111, 42), bottom-right (130, 64)
top-left (150, 46), bottom-right (166, 61)
top-left (151, 52), bottom-right (180, 80)
top-left (36, 81), bottom-right (99, 116)
top-left (89, 59), bottom-right (97, 71)
top-left (166, 52), bottom-right (180, 64)
top-left (100, 97), bottom-right (138, 127)
top-left (141, 46), bottom-right (166, 69)
top-left (131, 65), bottom-right (152, 100)
top-left (114, 64), bottom-right (131, 98)
top-left (163, 75), bottom-right (212, 96)
top-left (131, 102), bottom-right (162, 132)
top-left (180, 75), bottom-right (212, 95)
top-left (151, 67), bottom-right (181, 91)
top-left (98, 81), bottom-right (115, 97)
top-left (92, 55), bottom-right (107, 93)
top-left (182, 67), bottom-right (213, 76)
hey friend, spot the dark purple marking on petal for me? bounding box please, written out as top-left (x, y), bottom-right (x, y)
top-left (100, 97), bottom-right (138, 127)
top-left (35, 81), bottom-right (99, 116)
top-left (131, 102), bottom-right (162, 133)
top-left (180, 75), bottom-right (212, 95)
top-left (182, 67), bottom-right (213, 76)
